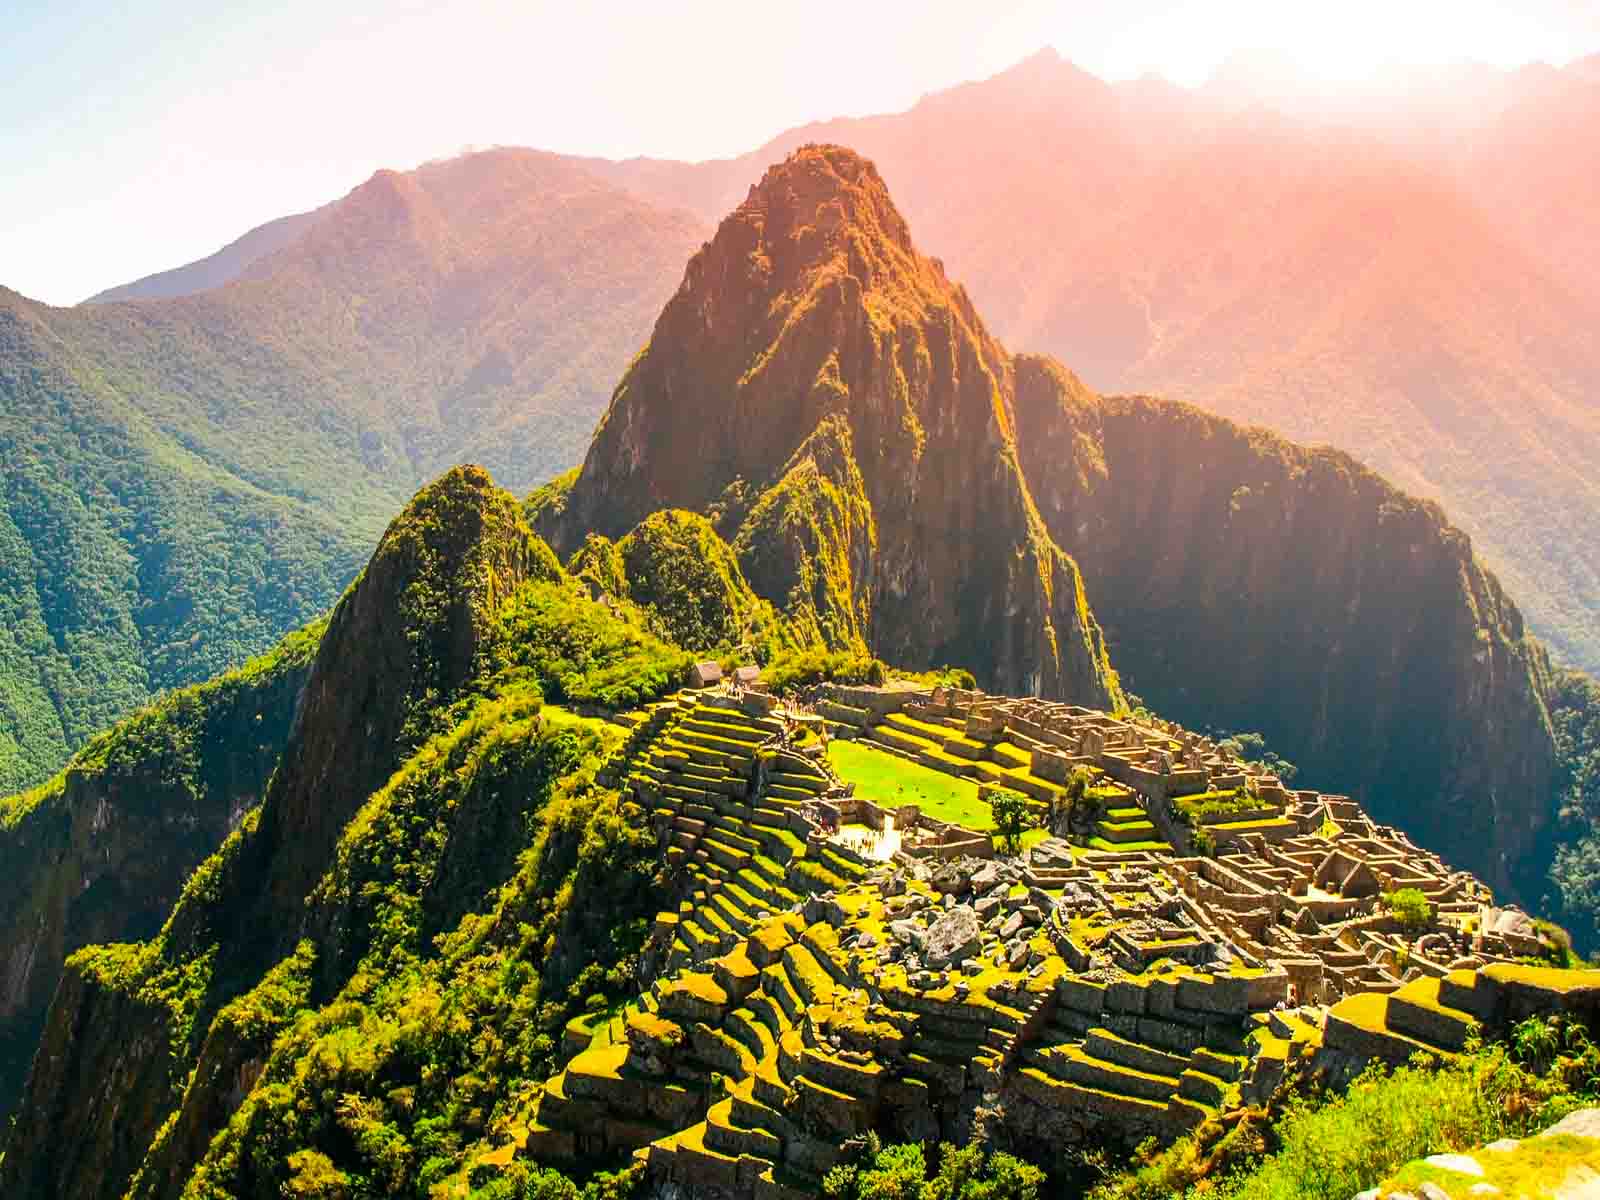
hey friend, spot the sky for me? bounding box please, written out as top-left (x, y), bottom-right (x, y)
top-left (4, 0), bottom-right (1599, 306)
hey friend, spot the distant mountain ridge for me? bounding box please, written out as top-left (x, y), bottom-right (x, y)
top-left (531, 50), bottom-right (1600, 676)
top-left (84, 207), bottom-right (328, 304)
top-left (87, 54), bottom-right (1600, 672)
top-left (0, 149), bottom-right (707, 793)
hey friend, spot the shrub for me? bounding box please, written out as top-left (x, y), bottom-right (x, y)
top-left (1384, 887), bottom-right (1433, 934)
top-left (990, 788), bottom-right (1035, 855)
top-left (825, 1139), bottom-right (1044, 1199)
top-left (1093, 1020), bottom-right (1600, 1200)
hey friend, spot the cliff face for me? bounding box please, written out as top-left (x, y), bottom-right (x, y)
top-left (0, 466), bottom-right (548, 1200)
top-left (1011, 356), bottom-right (1559, 898)
top-left (548, 146), bottom-right (1120, 706)
top-left (0, 623), bottom-right (318, 1117)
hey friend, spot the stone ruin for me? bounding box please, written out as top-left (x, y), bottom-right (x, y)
top-left (500, 683), bottom-right (1591, 1199)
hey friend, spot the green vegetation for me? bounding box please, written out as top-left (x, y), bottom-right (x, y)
top-left (176, 710), bottom-right (659, 1197)
top-left (1383, 1131), bottom-right (1600, 1199)
top-left (0, 616), bottom-right (324, 1116)
top-left (761, 646), bottom-right (888, 693)
top-left (1214, 731), bottom-right (1298, 785)
top-left (565, 533), bottom-right (629, 600)
top-left (1173, 790), bottom-right (1251, 822)
top-left (989, 787), bottom-right (1035, 854)
top-left (826, 739), bottom-right (993, 830)
top-left (1549, 668), bottom-right (1600, 955)
top-left (1061, 765), bottom-right (1095, 824)
top-left (824, 1136), bottom-right (1045, 1200)
top-left (524, 468), bottom-right (580, 534)
top-left (92, 586), bottom-right (673, 1197)
top-left (0, 470), bottom-right (741, 1194)
top-left (496, 580), bottom-right (691, 710)
top-left (0, 615), bottom-right (323, 833)
top-left (616, 510), bottom-right (773, 652)
top-left (0, 149), bottom-right (705, 794)
top-left (0, 354), bottom-right (368, 795)
top-left (456, 1162), bottom-right (641, 1200)
top-left (1092, 1015), bottom-right (1600, 1200)
top-left (1384, 888), bottom-right (1433, 934)
top-left (732, 416), bottom-right (873, 652)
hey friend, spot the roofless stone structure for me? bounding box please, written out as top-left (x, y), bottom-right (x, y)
top-left (499, 684), bottom-right (1594, 1198)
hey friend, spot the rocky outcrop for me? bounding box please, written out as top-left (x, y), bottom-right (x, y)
top-left (1010, 357), bottom-right (1560, 901)
top-left (543, 145), bottom-right (1120, 707)
top-left (1360, 1107), bottom-right (1600, 1199)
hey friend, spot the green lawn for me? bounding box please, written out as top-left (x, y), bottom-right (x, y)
top-left (827, 740), bottom-right (995, 831)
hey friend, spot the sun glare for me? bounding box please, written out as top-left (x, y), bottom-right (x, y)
top-left (1097, 0), bottom-right (1567, 89)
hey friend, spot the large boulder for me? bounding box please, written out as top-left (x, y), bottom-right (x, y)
top-left (932, 862), bottom-right (973, 896)
top-left (1486, 907), bottom-right (1536, 941)
top-left (889, 920), bottom-right (927, 952)
top-left (925, 906), bottom-right (981, 969)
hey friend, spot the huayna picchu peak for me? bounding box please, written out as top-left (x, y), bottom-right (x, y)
top-left (0, 138), bottom-right (1596, 1200)
top-left (544, 145), bottom-right (1121, 709)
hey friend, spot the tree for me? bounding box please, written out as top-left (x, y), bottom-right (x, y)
top-left (1078, 779), bottom-right (1106, 824)
top-left (1384, 887), bottom-right (1432, 934)
top-left (824, 1141), bottom-right (925, 1199)
top-left (1063, 765), bottom-right (1095, 828)
top-left (990, 787), bottom-right (1035, 855)
top-left (1216, 729), bottom-right (1298, 784)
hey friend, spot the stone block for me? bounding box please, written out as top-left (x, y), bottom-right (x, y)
top-left (1106, 979), bottom-right (1147, 1015)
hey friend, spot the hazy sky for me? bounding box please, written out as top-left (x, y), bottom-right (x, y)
top-left (4, 0), bottom-right (1598, 305)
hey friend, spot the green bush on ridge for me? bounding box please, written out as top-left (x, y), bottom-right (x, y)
top-left (1091, 1015), bottom-right (1600, 1200)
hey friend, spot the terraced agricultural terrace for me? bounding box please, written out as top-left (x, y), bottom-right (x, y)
top-left (508, 683), bottom-right (1600, 1198)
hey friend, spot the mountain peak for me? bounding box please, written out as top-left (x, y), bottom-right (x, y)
top-left (545, 147), bottom-right (1120, 707)
top-left (554, 142), bottom-right (996, 546)
top-left (730, 143), bottom-right (918, 279)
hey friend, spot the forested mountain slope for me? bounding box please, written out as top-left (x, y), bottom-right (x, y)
top-left (0, 465), bottom-right (685, 1198)
top-left (0, 621), bottom-right (320, 1118)
top-left (0, 149), bottom-right (706, 793)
